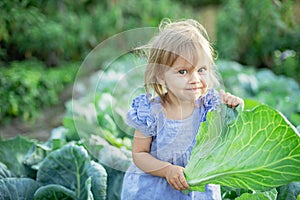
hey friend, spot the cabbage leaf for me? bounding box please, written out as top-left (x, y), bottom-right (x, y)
top-left (0, 178), bottom-right (40, 200)
top-left (235, 188), bottom-right (278, 200)
top-left (184, 103), bottom-right (300, 192)
top-left (0, 135), bottom-right (34, 177)
top-left (36, 144), bottom-right (107, 200)
top-left (33, 184), bottom-right (76, 200)
top-left (0, 162), bottom-right (14, 179)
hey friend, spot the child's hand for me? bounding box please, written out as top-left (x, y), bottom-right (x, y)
top-left (165, 165), bottom-right (189, 191)
top-left (220, 89), bottom-right (244, 110)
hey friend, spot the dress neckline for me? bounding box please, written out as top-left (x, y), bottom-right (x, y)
top-left (150, 94), bottom-right (203, 122)
top-left (162, 107), bottom-right (197, 122)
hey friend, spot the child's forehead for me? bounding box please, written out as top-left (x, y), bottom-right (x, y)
top-left (168, 41), bottom-right (212, 68)
top-left (172, 55), bottom-right (210, 68)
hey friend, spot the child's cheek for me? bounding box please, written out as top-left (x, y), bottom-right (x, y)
top-left (200, 74), bottom-right (209, 86)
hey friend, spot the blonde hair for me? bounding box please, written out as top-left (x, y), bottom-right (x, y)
top-left (141, 19), bottom-right (221, 103)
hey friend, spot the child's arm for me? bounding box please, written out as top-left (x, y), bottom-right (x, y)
top-left (132, 130), bottom-right (189, 191)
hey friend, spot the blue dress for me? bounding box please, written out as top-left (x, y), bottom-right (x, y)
top-left (121, 89), bottom-right (222, 200)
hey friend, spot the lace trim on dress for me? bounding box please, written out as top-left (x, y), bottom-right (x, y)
top-left (126, 94), bottom-right (158, 136)
top-left (203, 89), bottom-right (220, 112)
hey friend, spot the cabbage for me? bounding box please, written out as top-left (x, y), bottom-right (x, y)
top-left (184, 102), bottom-right (300, 192)
top-left (0, 178), bottom-right (40, 199)
top-left (36, 144), bottom-right (107, 200)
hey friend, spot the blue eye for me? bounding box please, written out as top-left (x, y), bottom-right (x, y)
top-left (178, 69), bottom-right (188, 75)
top-left (198, 67), bottom-right (207, 73)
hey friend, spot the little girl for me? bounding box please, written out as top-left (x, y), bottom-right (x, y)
top-left (121, 19), bottom-right (244, 200)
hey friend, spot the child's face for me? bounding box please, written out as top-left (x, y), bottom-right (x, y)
top-left (162, 56), bottom-right (209, 103)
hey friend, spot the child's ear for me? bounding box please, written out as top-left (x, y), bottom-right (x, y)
top-left (156, 75), bottom-right (165, 85)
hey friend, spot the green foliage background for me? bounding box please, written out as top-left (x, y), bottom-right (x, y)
top-left (1, 0), bottom-right (299, 124)
top-left (0, 0), bottom-right (197, 63)
top-left (0, 0), bottom-right (197, 123)
top-left (216, 0), bottom-right (300, 82)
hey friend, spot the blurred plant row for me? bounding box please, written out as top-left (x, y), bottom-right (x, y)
top-left (0, 0), bottom-right (299, 123)
top-left (0, 60), bottom-right (79, 123)
top-left (0, 0), bottom-right (196, 65)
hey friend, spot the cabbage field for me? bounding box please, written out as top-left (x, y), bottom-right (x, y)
top-left (1, 54), bottom-right (300, 199)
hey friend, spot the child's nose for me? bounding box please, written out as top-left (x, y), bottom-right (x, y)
top-left (189, 71), bottom-right (207, 88)
top-left (189, 71), bottom-right (200, 83)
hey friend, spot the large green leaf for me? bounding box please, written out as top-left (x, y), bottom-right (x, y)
top-left (36, 144), bottom-right (107, 200)
top-left (0, 135), bottom-right (34, 177)
top-left (184, 103), bottom-right (300, 192)
top-left (0, 177), bottom-right (40, 200)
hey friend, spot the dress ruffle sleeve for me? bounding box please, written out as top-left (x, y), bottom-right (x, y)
top-left (126, 94), bottom-right (158, 137)
top-left (202, 89), bottom-right (221, 118)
